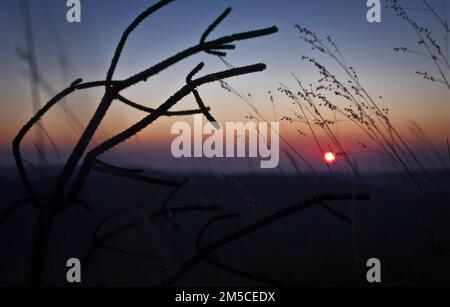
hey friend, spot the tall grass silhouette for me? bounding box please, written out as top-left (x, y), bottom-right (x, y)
top-left (389, 0), bottom-right (450, 92)
top-left (286, 26), bottom-right (443, 192)
top-left (213, 21), bottom-right (449, 279)
top-left (389, 0), bottom-right (450, 170)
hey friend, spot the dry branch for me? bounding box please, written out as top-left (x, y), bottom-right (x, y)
top-left (167, 193), bottom-right (370, 285)
top-left (195, 214), bottom-right (293, 287)
top-left (12, 0), bottom-right (277, 286)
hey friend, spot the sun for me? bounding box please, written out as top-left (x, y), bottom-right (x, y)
top-left (324, 151), bottom-right (337, 164)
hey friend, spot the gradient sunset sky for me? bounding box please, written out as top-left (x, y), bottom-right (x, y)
top-left (0, 0), bottom-right (449, 173)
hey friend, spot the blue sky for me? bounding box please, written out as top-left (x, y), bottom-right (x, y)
top-left (0, 0), bottom-right (449, 173)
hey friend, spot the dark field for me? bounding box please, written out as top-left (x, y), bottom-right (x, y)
top-left (1, 168), bottom-right (449, 286)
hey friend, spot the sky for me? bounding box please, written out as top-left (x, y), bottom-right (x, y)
top-left (0, 0), bottom-right (449, 174)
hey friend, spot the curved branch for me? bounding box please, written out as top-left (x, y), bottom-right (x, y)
top-left (161, 178), bottom-right (190, 211)
top-left (12, 79), bottom-right (110, 209)
top-left (117, 27), bottom-right (277, 90)
top-left (0, 196), bottom-right (46, 224)
top-left (160, 178), bottom-right (190, 227)
top-left (166, 193), bottom-right (371, 285)
top-left (22, 1), bottom-right (277, 287)
top-left (201, 7), bottom-right (232, 44)
top-left (92, 159), bottom-right (179, 187)
top-left (195, 214), bottom-right (239, 251)
top-left (97, 244), bottom-right (158, 260)
top-left (83, 205), bottom-right (221, 265)
top-left (106, 0), bottom-right (175, 82)
top-left (95, 159), bottom-right (144, 174)
top-left (196, 214), bottom-right (295, 287)
top-left (99, 64), bottom-right (268, 155)
top-left (49, 19), bottom-right (277, 212)
top-left (319, 202), bottom-right (351, 224)
top-left (116, 94), bottom-right (210, 116)
top-left (203, 257), bottom-right (294, 287)
top-left (186, 63), bottom-right (218, 126)
top-left (67, 63), bottom-right (268, 203)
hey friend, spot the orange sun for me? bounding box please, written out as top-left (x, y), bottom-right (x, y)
top-left (324, 151), bottom-right (337, 164)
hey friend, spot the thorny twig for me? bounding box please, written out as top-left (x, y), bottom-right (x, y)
top-left (12, 0), bottom-right (277, 286)
top-left (166, 193), bottom-right (370, 285)
top-left (83, 205), bottom-right (221, 266)
top-left (195, 214), bottom-right (294, 286)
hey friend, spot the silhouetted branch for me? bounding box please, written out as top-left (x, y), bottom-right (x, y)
top-left (116, 94), bottom-right (209, 116)
top-left (186, 62), bottom-right (218, 127)
top-left (166, 193), bottom-right (370, 285)
top-left (106, 0), bottom-right (175, 82)
top-left (48, 13), bottom-right (277, 216)
top-left (201, 7), bottom-right (232, 44)
top-left (68, 63), bottom-right (268, 203)
top-left (0, 197), bottom-right (47, 224)
top-left (196, 214), bottom-right (295, 287)
top-left (92, 160), bottom-right (180, 187)
top-left (98, 245), bottom-right (158, 260)
top-left (13, 0), bottom-right (277, 286)
top-left (12, 79), bottom-right (110, 210)
top-left (203, 257), bottom-right (294, 287)
top-left (161, 178), bottom-right (190, 211)
top-left (319, 202), bottom-right (352, 224)
top-left (95, 159), bottom-right (144, 174)
top-left (200, 7), bottom-right (235, 57)
top-left (160, 178), bottom-right (190, 227)
top-left (83, 205), bottom-right (221, 265)
top-left (117, 27), bottom-right (277, 90)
